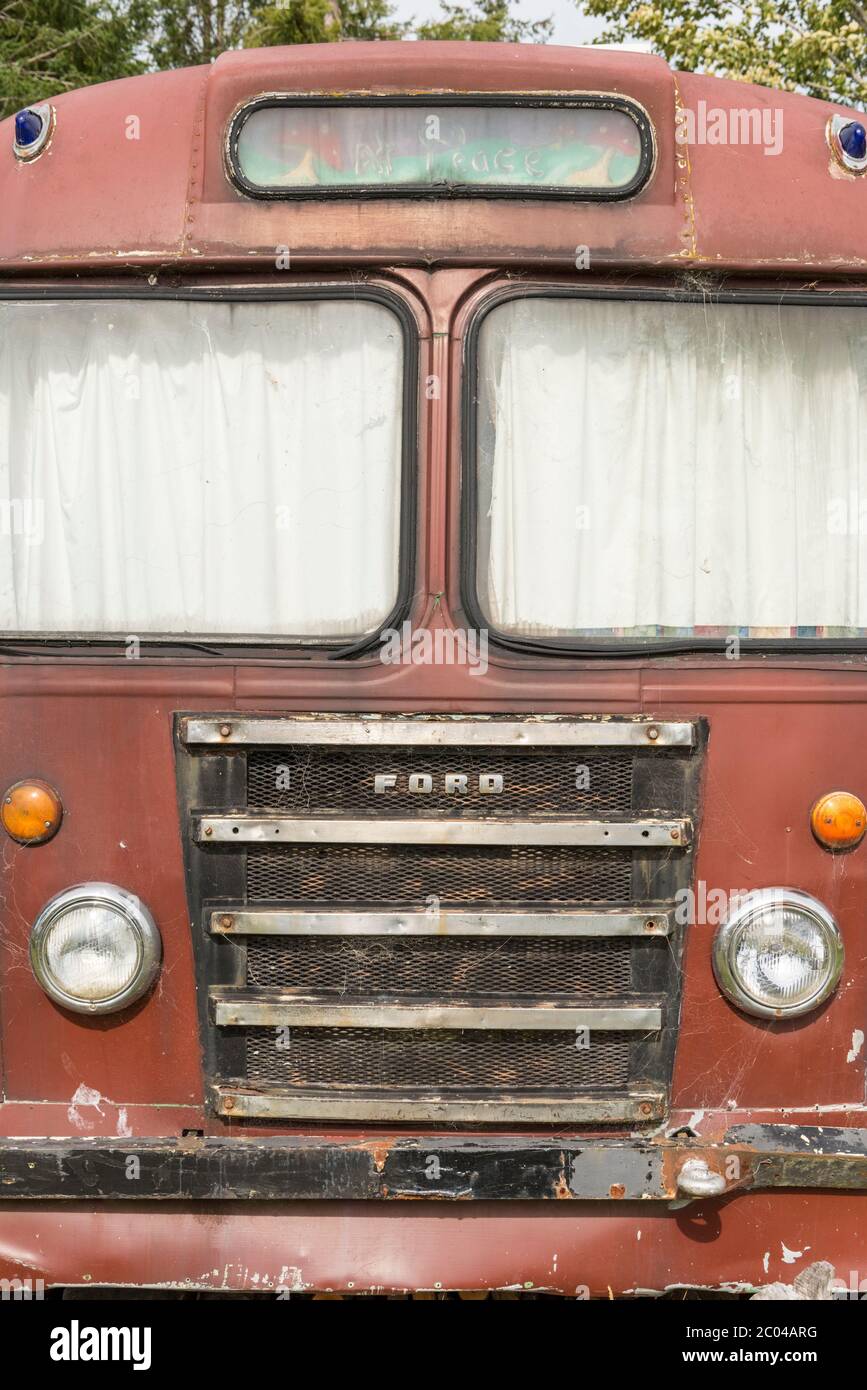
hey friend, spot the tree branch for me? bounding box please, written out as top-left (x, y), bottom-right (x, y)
top-left (844, 0), bottom-right (867, 33)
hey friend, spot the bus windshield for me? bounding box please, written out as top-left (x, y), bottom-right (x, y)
top-left (472, 295), bottom-right (867, 644)
top-left (0, 297), bottom-right (405, 641)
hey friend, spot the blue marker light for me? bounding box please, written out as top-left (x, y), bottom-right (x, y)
top-left (13, 103), bottom-right (54, 160)
top-left (828, 113), bottom-right (867, 174)
top-left (839, 121), bottom-right (867, 162)
top-left (14, 108), bottom-right (43, 148)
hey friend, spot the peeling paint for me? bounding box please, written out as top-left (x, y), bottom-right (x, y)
top-left (277, 1265), bottom-right (308, 1293)
top-left (67, 1085), bottom-right (103, 1131)
top-left (781, 1242), bottom-right (810, 1265)
top-left (846, 1029), bottom-right (864, 1064)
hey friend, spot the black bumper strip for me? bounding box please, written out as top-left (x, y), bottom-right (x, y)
top-left (0, 1127), bottom-right (866, 1201)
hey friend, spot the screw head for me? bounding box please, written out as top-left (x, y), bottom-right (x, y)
top-left (220, 914), bottom-right (233, 929)
top-left (219, 723), bottom-right (232, 738)
top-left (224, 1097), bottom-right (235, 1112)
top-left (647, 726), bottom-right (660, 741)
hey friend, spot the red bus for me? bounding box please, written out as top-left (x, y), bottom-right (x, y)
top-left (0, 39), bottom-right (865, 1297)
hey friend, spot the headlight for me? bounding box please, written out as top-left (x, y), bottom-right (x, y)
top-left (30, 884), bottom-right (161, 1015)
top-left (713, 888), bottom-right (843, 1020)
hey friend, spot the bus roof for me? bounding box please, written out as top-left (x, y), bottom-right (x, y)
top-left (0, 41), bottom-right (863, 277)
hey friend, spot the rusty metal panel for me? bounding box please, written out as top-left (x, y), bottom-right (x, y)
top-left (0, 42), bottom-right (863, 272)
top-left (0, 1173), bottom-right (865, 1293)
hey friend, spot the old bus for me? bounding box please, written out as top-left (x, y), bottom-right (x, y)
top-left (0, 39), bottom-right (865, 1297)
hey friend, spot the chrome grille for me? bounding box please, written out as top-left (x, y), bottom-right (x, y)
top-left (177, 713), bottom-right (703, 1126)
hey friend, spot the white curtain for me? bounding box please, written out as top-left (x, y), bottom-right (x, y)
top-left (478, 298), bottom-right (867, 637)
top-left (0, 298), bottom-right (404, 637)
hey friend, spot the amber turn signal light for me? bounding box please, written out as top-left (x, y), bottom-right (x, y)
top-left (811, 791), bottom-right (867, 851)
top-left (1, 779), bottom-right (62, 845)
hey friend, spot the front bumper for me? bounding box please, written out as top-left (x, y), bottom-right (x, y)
top-left (2, 1128), bottom-right (866, 1294)
top-left (1, 1125), bottom-right (866, 1201)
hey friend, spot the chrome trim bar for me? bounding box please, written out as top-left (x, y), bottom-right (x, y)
top-left (183, 715), bottom-right (695, 749)
top-left (209, 909), bottom-right (671, 937)
top-left (211, 992), bottom-right (662, 1031)
top-left (196, 816), bottom-right (689, 848)
top-left (211, 1088), bottom-right (666, 1123)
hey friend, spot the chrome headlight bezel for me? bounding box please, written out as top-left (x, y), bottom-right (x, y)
top-left (29, 883), bottom-right (161, 1015)
top-left (712, 887), bottom-right (844, 1020)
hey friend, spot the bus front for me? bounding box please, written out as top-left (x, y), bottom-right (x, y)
top-left (0, 40), bottom-right (865, 1297)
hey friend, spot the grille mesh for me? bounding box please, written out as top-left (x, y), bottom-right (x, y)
top-left (245, 1026), bottom-right (632, 1091)
top-left (246, 935), bottom-right (632, 996)
top-left (247, 746), bottom-right (633, 818)
top-left (246, 842), bottom-right (633, 906)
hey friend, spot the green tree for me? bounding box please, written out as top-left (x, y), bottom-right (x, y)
top-left (341, 0), bottom-right (412, 36)
top-left (0, 0), bottom-right (150, 118)
top-left (245, 0), bottom-right (409, 47)
top-left (246, 0), bottom-right (551, 46)
top-left (416, 0), bottom-right (552, 40)
top-left (578, 0), bottom-right (866, 108)
top-left (148, 1), bottom-right (266, 67)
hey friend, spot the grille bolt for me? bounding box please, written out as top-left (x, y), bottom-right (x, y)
top-left (645, 919), bottom-right (657, 932)
top-left (204, 826), bottom-right (213, 837)
top-left (219, 723), bottom-right (232, 738)
top-left (224, 1097), bottom-right (235, 1112)
top-left (647, 725), bottom-right (660, 741)
top-left (670, 828), bottom-right (680, 841)
top-left (609, 1183), bottom-right (626, 1199)
top-left (639, 1103), bottom-right (653, 1116)
top-left (219, 914), bottom-right (234, 930)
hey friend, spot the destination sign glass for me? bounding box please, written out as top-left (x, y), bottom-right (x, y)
top-left (231, 100), bottom-right (649, 198)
